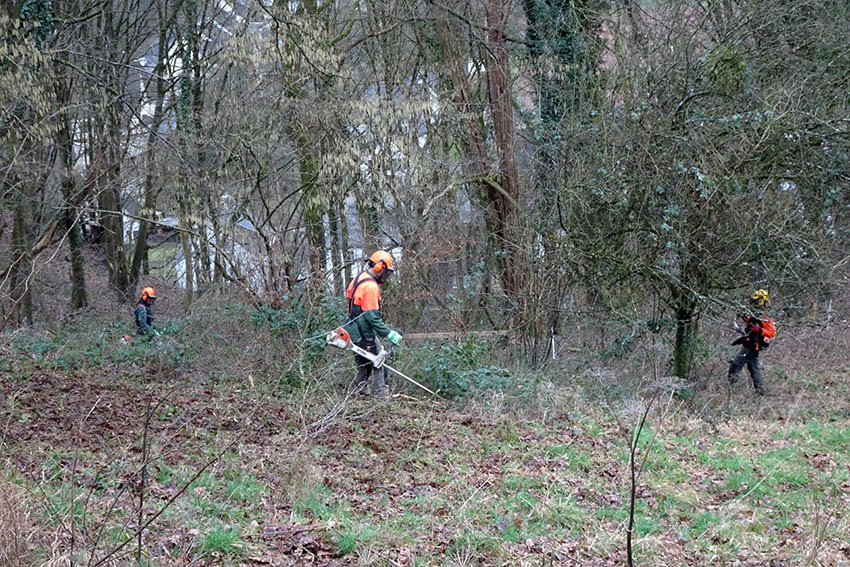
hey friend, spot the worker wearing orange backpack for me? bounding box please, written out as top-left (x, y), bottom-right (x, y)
top-left (343, 251), bottom-right (403, 398)
top-left (728, 289), bottom-right (775, 396)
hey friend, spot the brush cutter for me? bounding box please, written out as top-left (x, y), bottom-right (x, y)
top-left (326, 327), bottom-right (440, 398)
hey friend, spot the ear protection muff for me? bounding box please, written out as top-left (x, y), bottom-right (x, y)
top-left (141, 286), bottom-right (156, 302)
top-left (367, 251), bottom-right (394, 280)
top-left (372, 259), bottom-right (388, 274)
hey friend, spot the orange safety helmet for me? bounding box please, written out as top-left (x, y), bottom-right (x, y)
top-left (368, 250), bottom-right (394, 275)
top-left (141, 286), bottom-right (157, 302)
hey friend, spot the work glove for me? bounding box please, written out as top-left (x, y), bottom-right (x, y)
top-left (153, 329), bottom-right (162, 337)
top-left (387, 330), bottom-right (403, 345)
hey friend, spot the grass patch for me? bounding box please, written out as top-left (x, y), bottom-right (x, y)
top-left (200, 524), bottom-right (245, 558)
top-left (333, 523), bottom-right (380, 555)
top-left (564, 446), bottom-right (593, 472)
top-left (225, 472), bottom-right (264, 502)
top-left (783, 422), bottom-right (850, 448)
top-left (292, 486), bottom-right (352, 525)
top-left (543, 496), bottom-right (588, 532)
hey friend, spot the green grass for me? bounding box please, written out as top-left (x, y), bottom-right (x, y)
top-left (333, 523), bottom-right (380, 555)
top-left (501, 474), bottom-right (543, 492)
top-left (445, 529), bottom-right (502, 558)
top-left (545, 443), bottom-right (570, 457)
top-left (542, 496), bottom-right (588, 532)
top-left (42, 482), bottom-right (87, 527)
top-left (225, 473), bottom-right (264, 502)
top-left (200, 524), bottom-right (244, 558)
top-left (564, 446), bottom-right (593, 472)
top-left (293, 486), bottom-right (352, 525)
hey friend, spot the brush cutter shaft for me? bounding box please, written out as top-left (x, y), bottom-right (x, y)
top-left (326, 328), bottom-right (439, 397)
top-left (381, 363), bottom-right (439, 397)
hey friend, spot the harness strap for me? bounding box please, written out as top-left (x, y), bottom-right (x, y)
top-left (348, 273), bottom-right (378, 336)
top-left (348, 273), bottom-right (376, 315)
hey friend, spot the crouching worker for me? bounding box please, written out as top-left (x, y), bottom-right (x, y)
top-left (344, 251), bottom-right (403, 398)
top-left (135, 286), bottom-right (160, 338)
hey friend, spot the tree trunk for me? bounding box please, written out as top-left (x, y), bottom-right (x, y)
top-left (328, 208), bottom-right (344, 296)
top-left (55, 60), bottom-right (88, 310)
top-left (485, 0), bottom-right (521, 296)
top-left (130, 1), bottom-right (170, 288)
top-left (176, 0), bottom-right (198, 311)
top-left (177, 195), bottom-right (195, 311)
top-left (339, 199), bottom-right (352, 282)
top-left (97, 171), bottom-right (129, 299)
top-left (59, 121), bottom-right (88, 311)
top-left (92, 2), bottom-right (130, 300)
top-left (298, 144), bottom-right (327, 288)
top-left (9, 198), bottom-right (34, 327)
top-left (65, 203), bottom-right (88, 310)
top-left (672, 292), bottom-right (698, 380)
top-left (191, 2), bottom-right (214, 287)
top-left (433, 4), bottom-right (517, 302)
top-left (356, 201), bottom-right (381, 256)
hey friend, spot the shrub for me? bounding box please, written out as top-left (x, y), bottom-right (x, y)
top-left (407, 339), bottom-right (513, 401)
top-left (250, 295), bottom-right (346, 340)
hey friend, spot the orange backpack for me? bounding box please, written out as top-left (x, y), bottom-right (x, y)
top-left (760, 318), bottom-right (776, 348)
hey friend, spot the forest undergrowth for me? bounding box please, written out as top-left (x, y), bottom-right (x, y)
top-left (1, 300), bottom-right (849, 567)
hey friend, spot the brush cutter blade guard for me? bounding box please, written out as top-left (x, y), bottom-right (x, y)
top-left (326, 327), bottom-right (351, 350)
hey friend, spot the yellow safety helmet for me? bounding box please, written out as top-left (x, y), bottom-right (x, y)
top-left (751, 289), bottom-right (769, 307)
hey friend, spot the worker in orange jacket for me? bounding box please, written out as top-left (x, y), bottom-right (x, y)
top-left (343, 251), bottom-right (403, 397)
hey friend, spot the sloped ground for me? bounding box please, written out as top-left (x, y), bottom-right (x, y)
top-left (2, 237), bottom-right (849, 566)
top-left (2, 332), bottom-right (849, 567)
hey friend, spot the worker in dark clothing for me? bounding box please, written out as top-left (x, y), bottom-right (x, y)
top-left (343, 251), bottom-right (402, 398)
top-left (135, 286), bottom-right (159, 337)
top-left (728, 289), bottom-right (773, 396)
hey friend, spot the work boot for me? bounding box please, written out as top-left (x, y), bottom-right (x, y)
top-left (728, 373), bottom-right (738, 386)
top-left (374, 387), bottom-right (390, 399)
top-left (755, 386), bottom-right (766, 396)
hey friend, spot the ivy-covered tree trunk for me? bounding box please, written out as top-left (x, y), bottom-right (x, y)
top-left (671, 287), bottom-right (698, 381)
top-left (338, 199), bottom-right (352, 283)
top-left (328, 207), bottom-right (344, 296)
top-left (176, 0), bottom-right (199, 311)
